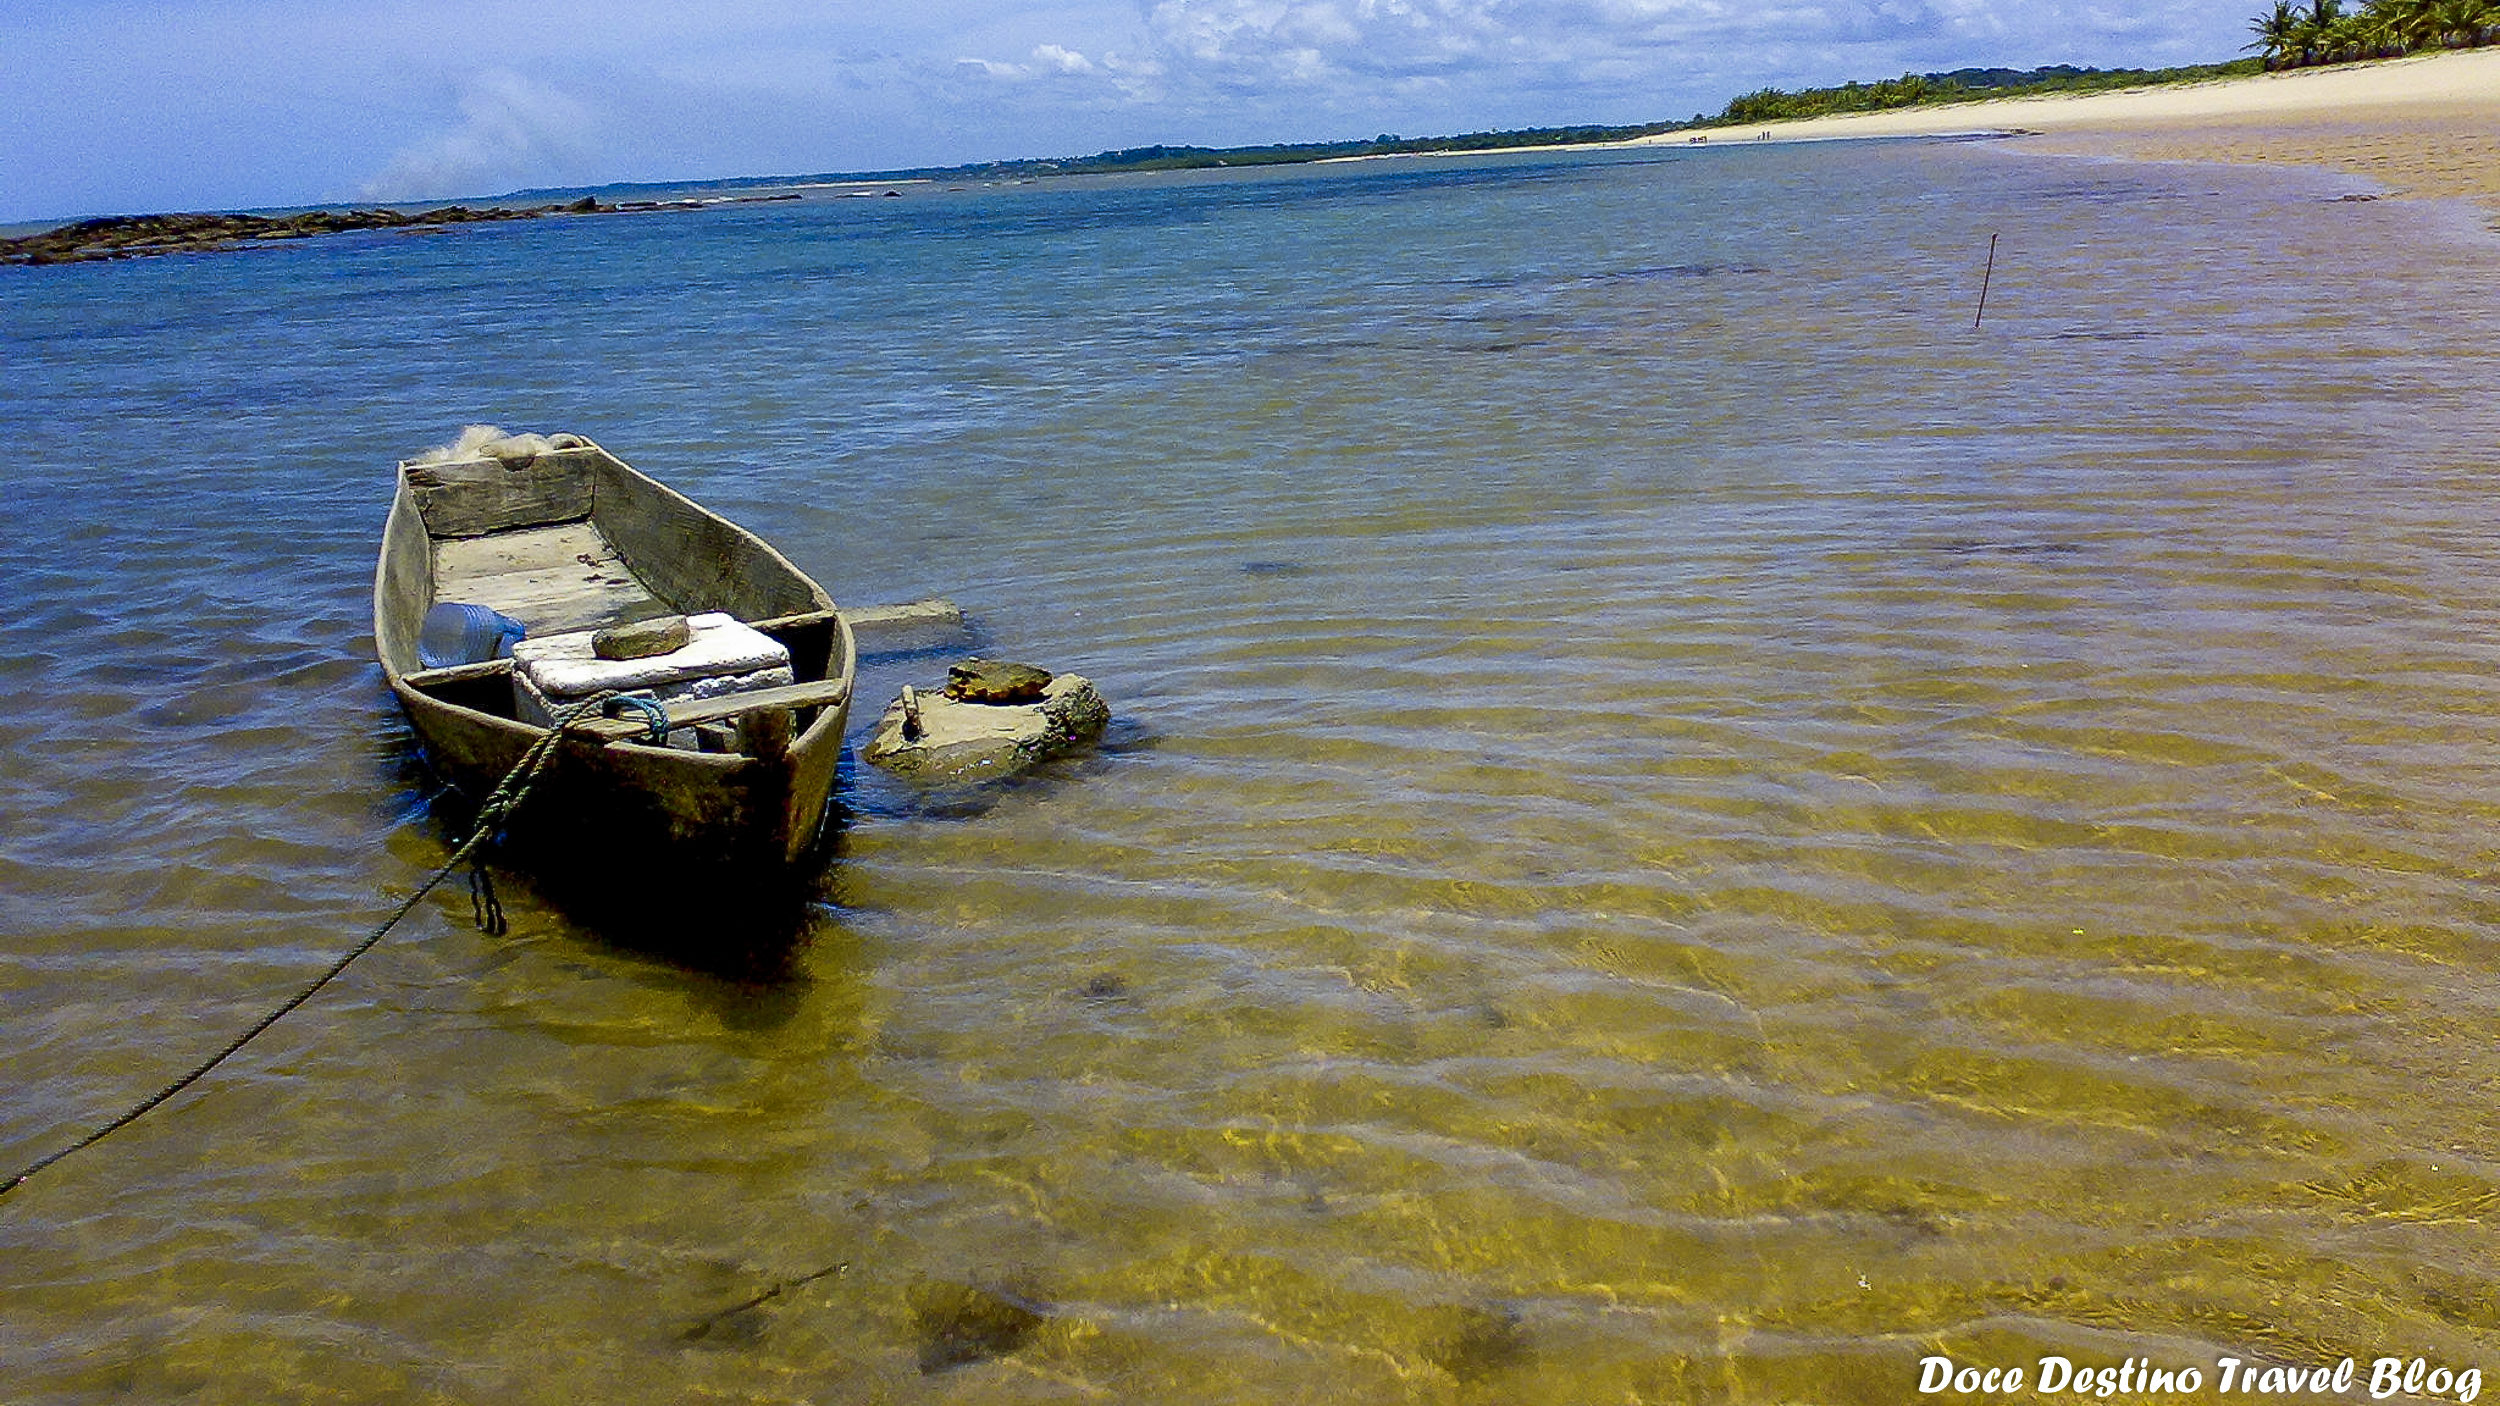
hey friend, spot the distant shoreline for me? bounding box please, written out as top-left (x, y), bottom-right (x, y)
top-left (11, 48), bottom-right (2494, 264)
top-left (1624, 48), bottom-right (2500, 212)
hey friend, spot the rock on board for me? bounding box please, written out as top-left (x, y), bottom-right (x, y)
top-left (593, 613), bottom-right (692, 661)
top-left (863, 672), bottom-right (1109, 782)
top-left (945, 658), bottom-right (1052, 704)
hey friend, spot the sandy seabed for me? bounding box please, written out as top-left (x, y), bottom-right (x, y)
top-left (1629, 47), bottom-right (2500, 212)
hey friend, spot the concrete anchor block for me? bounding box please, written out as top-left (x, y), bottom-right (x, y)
top-left (863, 670), bottom-right (1108, 782)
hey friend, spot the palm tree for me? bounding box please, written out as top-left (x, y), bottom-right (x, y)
top-left (2252, 0), bottom-right (2500, 57)
top-left (2269, 0), bottom-right (2338, 61)
top-left (2370, 0), bottom-right (2441, 46)
top-left (2323, 8), bottom-right (2379, 55)
top-left (2303, 0), bottom-right (2347, 59)
top-left (2287, 11), bottom-right (2324, 60)
top-left (2336, 6), bottom-right (2389, 55)
top-left (2429, 0), bottom-right (2491, 44)
top-left (2249, 0), bottom-right (2305, 63)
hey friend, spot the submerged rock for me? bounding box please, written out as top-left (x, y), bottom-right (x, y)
top-left (908, 1281), bottom-right (1048, 1374)
top-left (1428, 1304), bottom-right (1532, 1381)
top-left (863, 667), bottom-right (1108, 782)
top-left (846, 597), bottom-right (968, 656)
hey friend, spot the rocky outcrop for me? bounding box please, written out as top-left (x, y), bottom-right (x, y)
top-left (862, 666), bottom-right (1108, 782)
top-left (5, 189), bottom-right (829, 267)
top-left (1, 199), bottom-right (607, 265)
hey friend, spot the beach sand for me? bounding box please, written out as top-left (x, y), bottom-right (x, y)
top-left (1630, 47), bottom-right (2500, 211)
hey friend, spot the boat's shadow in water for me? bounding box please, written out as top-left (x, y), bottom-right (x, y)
top-left (518, 861), bottom-right (833, 985)
top-left (420, 786), bottom-right (841, 985)
top-left (406, 716), bottom-right (1153, 979)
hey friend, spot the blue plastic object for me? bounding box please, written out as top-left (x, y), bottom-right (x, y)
top-left (418, 602), bottom-right (528, 670)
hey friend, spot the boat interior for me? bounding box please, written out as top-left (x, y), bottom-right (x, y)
top-left (434, 518), bottom-right (665, 640)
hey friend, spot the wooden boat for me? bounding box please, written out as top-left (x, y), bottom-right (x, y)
top-left (373, 435), bottom-right (854, 885)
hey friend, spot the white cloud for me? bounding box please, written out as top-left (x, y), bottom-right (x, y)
top-left (1035, 43), bottom-right (1098, 72)
top-left (959, 40), bottom-right (1138, 81)
top-left (927, 0), bottom-right (2242, 165)
top-left (1125, 0), bottom-right (2223, 95)
top-left (359, 68), bottom-right (601, 201)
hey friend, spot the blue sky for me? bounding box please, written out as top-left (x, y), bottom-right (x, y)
top-left (3, 1), bottom-right (2257, 221)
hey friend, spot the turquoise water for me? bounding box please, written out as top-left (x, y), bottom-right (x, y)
top-left (5, 141), bottom-right (2500, 1401)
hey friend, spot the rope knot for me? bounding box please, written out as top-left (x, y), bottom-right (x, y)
top-left (601, 692), bottom-right (672, 745)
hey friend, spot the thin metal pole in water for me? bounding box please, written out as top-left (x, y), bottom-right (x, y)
top-left (1973, 232), bottom-right (1999, 329)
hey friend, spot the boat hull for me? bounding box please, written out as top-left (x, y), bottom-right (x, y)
top-left (388, 674), bottom-right (848, 877)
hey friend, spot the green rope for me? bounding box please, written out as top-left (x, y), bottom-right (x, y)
top-left (601, 692), bottom-right (671, 745)
top-left (0, 690), bottom-right (622, 1202)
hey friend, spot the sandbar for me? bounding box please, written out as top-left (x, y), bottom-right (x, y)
top-left (1629, 48), bottom-right (2500, 211)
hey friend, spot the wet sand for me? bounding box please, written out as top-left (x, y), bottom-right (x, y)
top-left (1633, 48), bottom-right (2500, 211)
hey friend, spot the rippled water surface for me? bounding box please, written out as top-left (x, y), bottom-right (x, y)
top-left (6, 142), bottom-right (2500, 1402)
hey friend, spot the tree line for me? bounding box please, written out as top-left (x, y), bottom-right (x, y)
top-left (2248, 0), bottom-right (2500, 67)
top-left (1707, 62), bottom-right (2260, 127)
top-left (944, 124), bottom-right (1687, 178)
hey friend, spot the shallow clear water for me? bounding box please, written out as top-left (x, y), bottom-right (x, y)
top-left (5, 142), bottom-right (2500, 1402)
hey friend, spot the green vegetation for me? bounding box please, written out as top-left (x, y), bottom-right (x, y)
top-left (890, 123), bottom-right (1687, 180)
top-left (1702, 60), bottom-right (2264, 128)
top-left (2245, 0), bottom-right (2499, 68)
